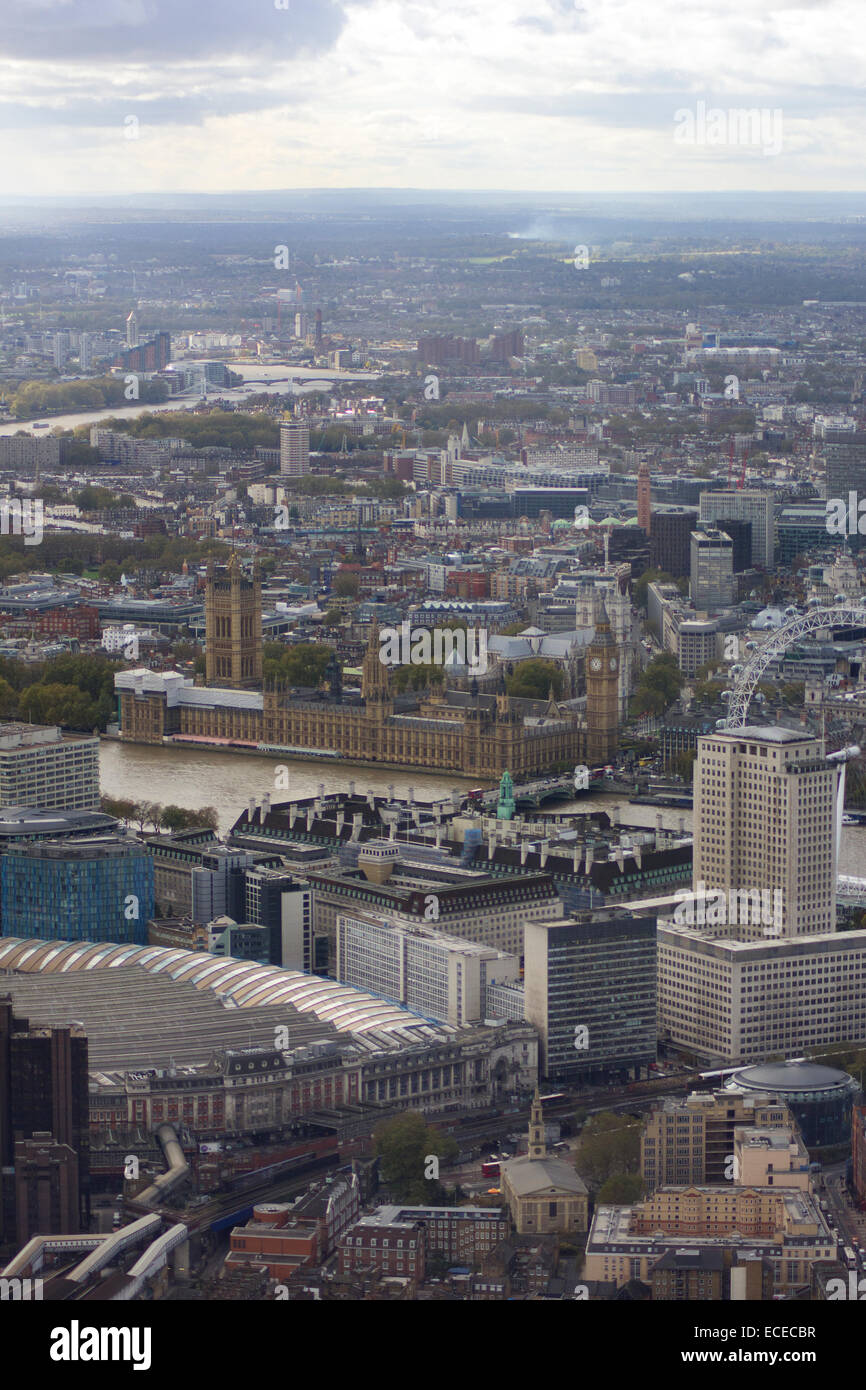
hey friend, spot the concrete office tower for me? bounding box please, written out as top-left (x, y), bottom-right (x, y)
top-left (824, 430), bottom-right (866, 501)
top-left (692, 727), bottom-right (838, 939)
top-left (280, 421), bottom-right (310, 477)
top-left (690, 528), bottom-right (734, 610)
top-left (205, 555), bottom-right (262, 689)
top-left (315, 309), bottom-right (323, 344)
top-left (78, 332), bottom-right (93, 371)
top-left (698, 490), bottom-right (775, 570)
top-left (126, 309), bottom-right (138, 348)
top-left (637, 460), bottom-right (651, 534)
top-left (294, 311), bottom-right (308, 340)
top-left (0, 723), bottom-right (99, 811)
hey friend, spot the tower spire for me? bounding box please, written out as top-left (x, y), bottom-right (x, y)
top-left (528, 1085), bottom-right (546, 1160)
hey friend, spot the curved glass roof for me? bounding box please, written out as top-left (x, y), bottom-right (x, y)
top-left (0, 937), bottom-right (452, 1040)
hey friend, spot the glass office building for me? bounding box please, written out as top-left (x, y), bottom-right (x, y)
top-left (1, 836), bottom-right (155, 946)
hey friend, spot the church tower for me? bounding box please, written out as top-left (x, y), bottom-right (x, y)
top-left (586, 596), bottom-right (620, 765)
top-left (528, 1085), bottom-right (547, 1160)
top-left (205, 555), bottom-right (262, 689)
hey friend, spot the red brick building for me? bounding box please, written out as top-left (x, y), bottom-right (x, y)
top-left (339, 1217), bottom-right (426, 1282)
top-left (35, 606), bottom-right (100, 640)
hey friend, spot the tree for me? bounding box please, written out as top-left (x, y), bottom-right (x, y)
top-left (631, 653), bottom-right (683, 716)
top-left (575, 1111), bottom-right (642, 1192)
top-left (322, 607), bottom-right (343, 626)
top-left (161, 805), bottom-right (192, 833)
top-left (101, 795), bottom-right (137, 824)
top-left (391, 663), bottom-right (445, 692)
top-left (373, 1113), bottom-right (458, 1204)
top-left (263, 642), bottom-right (334, 687)
top-left (597, 1172), bottom-right (645, 1204)
top-left (333, 572), bottom-right (359, 598)
top-left (194, 806), bottom-right (219, 832)
top-left (506, 659), bottom-right (564, 701)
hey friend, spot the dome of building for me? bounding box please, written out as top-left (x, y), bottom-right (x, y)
top-left (725, 1058), bottom-right (860, 1149)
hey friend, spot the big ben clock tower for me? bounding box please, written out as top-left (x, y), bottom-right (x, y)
top-left (586, 596), bottom-right (620, 765)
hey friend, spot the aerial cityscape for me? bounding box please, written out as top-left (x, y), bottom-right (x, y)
top-left (2, 0), bottom-right (866, 1360)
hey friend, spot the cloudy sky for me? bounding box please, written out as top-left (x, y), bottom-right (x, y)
top-left (0, 0), bottom-right (862, 196)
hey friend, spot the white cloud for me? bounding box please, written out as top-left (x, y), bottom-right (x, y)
top-left (0, 0), bottom-right (864, 193)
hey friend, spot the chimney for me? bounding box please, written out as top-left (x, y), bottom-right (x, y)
top-left (351, 812), bottom-right (362, 838)
top-left (387, 783), bottom-right (395, 802)
top-left (306, 807), bottom-right (314, 830)
top-left (610, 803), bottom-right (619, 827)
top-left (679, 816), bottom-right (686, 835)
top-left (408, 787), bottom-right (415, 804)
top-left (248, 797), bottom-right (256, 821)
top-left (540, 840), bottom-right (549, 868)
top-left (520, 841), bottom-right (528, 865)
top-left (585, 845), bottom-right (594, 872)
top-left (348, 780), bottom-right (356, 796)
top-left (336, 810), bottom-right (345, 835)
top-left (261, 793), bottom-right (271, 816)
top-left (367, 788), bottom-right (376, 808)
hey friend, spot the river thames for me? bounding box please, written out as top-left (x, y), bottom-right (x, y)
top-left (96, 740), bottom-right (866, 876)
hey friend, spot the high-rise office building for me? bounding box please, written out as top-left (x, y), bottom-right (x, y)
top-left (824, 429), bottom-right (866, 502)
top-left (649, 507), bottom-right (698, 578)
top-left (690, 528), bottom-right (734, 610)
top-left (0, 1000), bottom-right (89, 1242)
top-left (698, 490), bottom-right (775, 569)
top-left (523, 910), bottom-right (657, 1082)
top-left (0, 723), bottom-right (100, 812)
top-left (204, 555), bottom-right (262, 689)
top-left (126, 309), bottom-right (139, 347)
top-left (78, 332), bottom-right (93, 371)
top-left (0, 837), bottom-right (155, 945)
top-left (280, 421), bottom-right (310, 477)
top-left (692, 726), bottom-right (838, 939)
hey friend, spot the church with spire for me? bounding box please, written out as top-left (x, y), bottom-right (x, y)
top-left (499, 1087), bottom-right (589, 1235)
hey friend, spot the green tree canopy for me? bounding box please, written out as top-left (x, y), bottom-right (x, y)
top-left (506, 659), bottom-right (564, 701)
top-left (373, 1113), bottom-right (458, 1205)
top-left (574, 1111), bottom-right (642, 1191)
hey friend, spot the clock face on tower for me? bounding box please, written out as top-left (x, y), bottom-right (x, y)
top-left (590, 657), bottom-right (602, 672)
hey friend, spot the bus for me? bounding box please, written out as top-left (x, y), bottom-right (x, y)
top-left (843, 1246), bottom-right (857, 1270)
top-left (539, 1093), bottom-right (566, 1105)
top-left (481, 1161), bottom-right (501, 1178)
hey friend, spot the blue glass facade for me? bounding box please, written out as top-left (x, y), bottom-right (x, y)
top-left (1, 838), bottom-right (155, 946)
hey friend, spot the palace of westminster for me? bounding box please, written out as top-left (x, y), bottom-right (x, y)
top-left (116, 558), bottom-right (620, 777)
